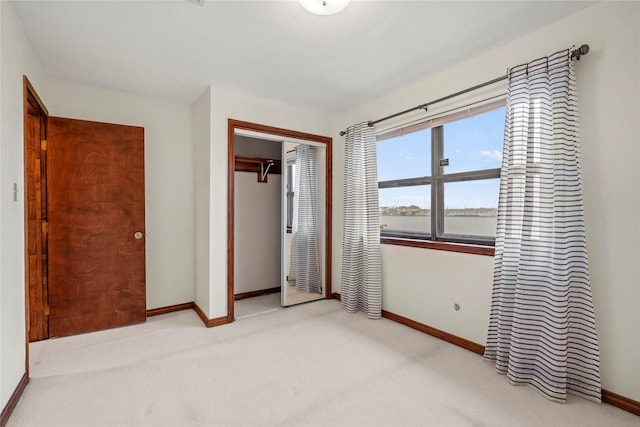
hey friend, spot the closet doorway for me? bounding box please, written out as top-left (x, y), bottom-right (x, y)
top-left (227, 120), bottom-right (332, 321)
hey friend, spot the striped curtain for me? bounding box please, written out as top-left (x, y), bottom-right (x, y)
top-left (484, 50), bottom-right (601, 403)
top-left (341, 122), bottom-right (382, 319)
top-left (289, 145), bottom-right (321, 294)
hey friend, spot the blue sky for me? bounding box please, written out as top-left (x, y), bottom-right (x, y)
top-left (377, 108), bottom-right (505, 210)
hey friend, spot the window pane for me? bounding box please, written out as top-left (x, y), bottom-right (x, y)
top-left (443, 108), bottom-right (505, 174)
top-left (377, 128), bottom-right (431, 181)
top-left (443, 179), bottom-right (499, 237)
top-left (379, 185), bottom-right (431, 235)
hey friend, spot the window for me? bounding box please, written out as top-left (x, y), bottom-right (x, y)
top-left (377, 102), bottom-right (505, 246)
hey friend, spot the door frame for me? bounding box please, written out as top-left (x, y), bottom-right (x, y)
top-left (23, 76), bottom-right (49, 372)
top-left (227, 119), bottom-right (332, 322)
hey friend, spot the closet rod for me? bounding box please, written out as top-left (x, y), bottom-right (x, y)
top-left (339, 44), bottom-right (590, 136)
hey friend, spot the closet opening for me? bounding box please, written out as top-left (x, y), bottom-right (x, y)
top-left (227, 120), bottom-right (332, 321)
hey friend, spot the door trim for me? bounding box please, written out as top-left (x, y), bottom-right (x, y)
top-left (227, 119), bottom-right (332, 323)
top-left (23, 76), bottom-right (49, 374)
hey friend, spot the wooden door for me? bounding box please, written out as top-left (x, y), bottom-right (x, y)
top-left (47, 117), bottom-right (146, 337)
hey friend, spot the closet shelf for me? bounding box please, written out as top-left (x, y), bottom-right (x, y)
top-left (235, 156), bottom-right (282, 183)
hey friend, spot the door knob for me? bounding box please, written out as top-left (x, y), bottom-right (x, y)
top-left (134, 231), bottom-right (144, 240)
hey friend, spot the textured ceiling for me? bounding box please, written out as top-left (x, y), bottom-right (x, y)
top-left (12, 0), bottom-right (594, 112)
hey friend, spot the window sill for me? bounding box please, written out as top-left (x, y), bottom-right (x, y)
top-left (380, 237), bottom-right (495, 256)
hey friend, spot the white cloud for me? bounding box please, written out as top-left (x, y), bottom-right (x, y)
top-left (480, 150), bottom-right (502, 161)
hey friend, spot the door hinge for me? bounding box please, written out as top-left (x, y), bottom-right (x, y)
top-left (42, 221), bottom-right (48, 233)
top-left (41, 140), bottom-right (47, 151)
top-left (44, 305), bottom-right (50, 316)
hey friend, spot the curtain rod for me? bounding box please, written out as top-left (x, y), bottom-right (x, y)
top-left (339, 44), bottom-right (590, 137)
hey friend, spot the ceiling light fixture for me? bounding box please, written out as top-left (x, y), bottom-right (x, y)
top-left (298, 0), bottom-right (351, 16)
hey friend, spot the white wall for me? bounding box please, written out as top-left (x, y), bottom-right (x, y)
top-left (193, 87), bottom-right (212, 316)
top-left (333, 1), bottom-right (640, 400)
top-left (45, 79), bottom-right (195, 310)
top-left (0, 1), bottom-right (48, 409)
top-left (204, 86), bottom-right (334, 318)
top-left (1, 0), bottom-right (3, 407)
top-left (234, 172), bottom-right (281, 294)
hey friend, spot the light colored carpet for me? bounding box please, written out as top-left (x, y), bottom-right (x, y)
top-left (234, 290), bottom-right (321, 320)
top-left (234, 292), bottom-right (281, 319)
top-left (235, 288), bottom-right (323, 320)
top-left (9, 298), bottom-right (638, 427)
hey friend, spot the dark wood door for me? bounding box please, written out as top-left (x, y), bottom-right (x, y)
top-left (47, 117), bottom-right (146, 337)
